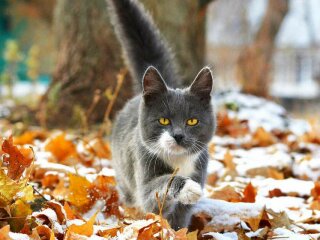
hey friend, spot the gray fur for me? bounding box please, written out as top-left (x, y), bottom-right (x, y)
top-left (107, 0), bottom-right (216, 230)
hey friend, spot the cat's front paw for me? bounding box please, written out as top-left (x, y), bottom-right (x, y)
top-left (177, 179), bottom-right (202, 205)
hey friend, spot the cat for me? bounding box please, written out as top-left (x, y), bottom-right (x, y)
top-left (107, 0), bottom-right (216, 230)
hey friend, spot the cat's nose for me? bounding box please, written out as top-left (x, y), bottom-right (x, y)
top-left (173, 134), bottom-right (184, 144)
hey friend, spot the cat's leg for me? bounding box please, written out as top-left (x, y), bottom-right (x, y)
top-left (166, 203), bottom-right (193, 230)
top-left (138, 175), bottom-right (202, 223)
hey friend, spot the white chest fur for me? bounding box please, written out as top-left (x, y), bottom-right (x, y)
top-left (165, 152), bottom-right (199, 177)
top-left (156, 131), bottom-right (199, 177)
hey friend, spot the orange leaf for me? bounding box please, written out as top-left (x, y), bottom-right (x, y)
top-left (64, 202), bottom-right (76, 220)
top-left (311, 182), bottom-right (320, 200)
top-left (67, 174), bottom-right (92, 208)
top-left (0, 225), bottom-right (11, 240)
top-left (2, 136), bottom-right (33, 180)
top-left (242, 182), bottom-right (256, 203)
top-left (68, 212), bottom-right (97, 237)
top-left (174, 228), bottom-right (188, 240)
top-left (13, 130), bottom-right (47, 145)
top-left (44, 133), bottom-right (77, 162)
top-left (223, 150), bottom-right (236, 171)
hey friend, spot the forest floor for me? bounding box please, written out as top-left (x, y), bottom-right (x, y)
top-left (0, 92), bottom-right (320, 240)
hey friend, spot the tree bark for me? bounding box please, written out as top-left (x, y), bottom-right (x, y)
top-left (143, 0), bottom-right (212, 85)
top-left (237, 0), bottom-right (289, 97)
top-left (39, 0), bottom-right (133, 128)
top-left (40, 0), bottom-right (212, 128)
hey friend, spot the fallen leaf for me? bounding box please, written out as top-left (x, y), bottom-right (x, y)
top-left (2, 136), bottom-right (33, 180)
top-left (223, 150), bottom-right (236, 171)
top-left (252, 127), bottom-right (276, 147)
top-left (64, 202), bottom-right (76, 220)
top-left (44, 133), bottom-right (77, 162)
top-left (68, 212), bottom-right (97, 237)
top-left (0, 225), bottom-right (11, 240)
top-left (13, 130), bottom-right (47, 145)
top-left (210, 185), bottom-right (242, 202)
top-left (9, 199), bottom-right (32, 232)
top-left (66, 174), bottom-right (92, 208)
top-left (267, 209), bottom-right (292, 229)
top-left (0, 170), bottom-right (27, 207)
top-left (86, 138), bottom-right (111, 159)
top-left (242, 182), bottom-right (256, 203)
top-left (269, 188), bottom-right (285, 198)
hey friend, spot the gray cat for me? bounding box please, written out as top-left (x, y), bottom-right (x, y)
top-left (107, 0), bottom-right (216, 230)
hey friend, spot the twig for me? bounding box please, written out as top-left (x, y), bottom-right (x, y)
top-left (85, 89), bottom-right (102, 129)
top-left (100, 68), bottom-right (127, 136)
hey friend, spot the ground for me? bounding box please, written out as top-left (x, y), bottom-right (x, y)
top-left (0, 92), bottom-right (320, 240)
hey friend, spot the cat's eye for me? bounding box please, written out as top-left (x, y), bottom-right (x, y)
top-left (186, 118), bottom-right (199, 126)
top-left (159, 117), bottom-right (170, 125)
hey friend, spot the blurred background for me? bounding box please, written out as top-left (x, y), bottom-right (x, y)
top-left (0, 0), bottom-right (319, 128)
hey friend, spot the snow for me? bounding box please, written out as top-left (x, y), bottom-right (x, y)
top-left (193, 198), bottom-right (264, 230)
top-left (215, 91), bottom-right (310, 134)
top-left (204, 231), bottom-right (238, 240)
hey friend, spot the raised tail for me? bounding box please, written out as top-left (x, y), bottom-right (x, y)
top-left (107, 0), bottom-right (180, 90)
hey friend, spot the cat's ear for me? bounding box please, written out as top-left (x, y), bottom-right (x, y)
top-left (189, 67), bottom-right (213, 103)
top-left (142, 66), bottom-right (167, 103)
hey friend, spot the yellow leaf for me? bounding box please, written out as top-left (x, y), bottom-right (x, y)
top-left (20, 185), bottom-right (35, 202)
top-left (68, 212), bottom-right (97, 237)
top-left (66, 174), bottom-right (91, 208)
top-left (186, 230), bottom-right (198, 240)
top-left (10, 199), bottom-right (32, 232)
top-left (0, 170), bottom-right (27, 207)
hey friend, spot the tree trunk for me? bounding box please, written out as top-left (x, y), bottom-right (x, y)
top-left (142, 0), bottom-right (212, 85)
top-left (237, 0), bottom-right (289, 97)
top-left (40, 0), bottom-right (212, 128)
top-left (39, 0), bottom-right (133, 128)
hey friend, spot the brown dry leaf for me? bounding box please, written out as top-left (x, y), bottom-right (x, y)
top-left (0, 225), bottom-right (11, 240)
top-left (311, 181), bottom-right (320, 200)
top-left (246, 167), bottom-right (284, 179)
top-left (269, 188), bottom-right (285, 198)
top-left (86, 138), bottom-right (111, 159)
top-left (267, 209), bottom-right (292, 229)
top-left (68, 212), bottom-right (97, 237)
top-left (2, 136), bottom-right (33, 180)
top-left (35, 225), bottom-right (55, 240)
top-left (44, 133), bottom-right (77, 162)
top-left (210, 185), bottom-right (242, 202)
top-left (137, 221), bottom-right (160, 240)
top-left (223, 150), bottom-right (236, 171)
top-left (252, 127), bottom-right (276, 147)
top-left (46, 201), bottom-right (67, 224)
top-left (67, 174), bottom-right (92, 208)
top-left (243, 208), bottom-right (265, 231)
top-left (242, 182), bottom-right (256, 203)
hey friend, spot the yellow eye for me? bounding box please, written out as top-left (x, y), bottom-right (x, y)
top-left (187, 118), bottom-right (198, 126)
top-left (159, 118), bottom-right (170, 125)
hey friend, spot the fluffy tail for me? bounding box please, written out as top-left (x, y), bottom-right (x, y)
top-left (107, 0), bottom-right (179, 90)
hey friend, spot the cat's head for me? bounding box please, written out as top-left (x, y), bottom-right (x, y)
top-left (139, 66), bottom-right (215, 160)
